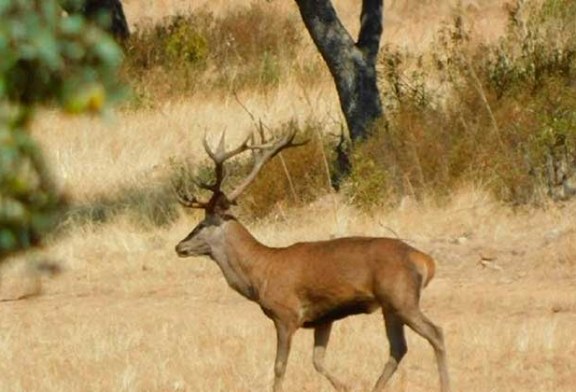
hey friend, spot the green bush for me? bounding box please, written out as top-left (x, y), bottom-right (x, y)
top-left (164, 17), bottom-right (208, 64)
top-left (1, 0), bottom-right (123, 108)
top-left (0, 0), bottom-right (123, 260)
top-left (482, 0), bottom-right (576, 98)
top-left (124, 14), bottom-right (209, 69)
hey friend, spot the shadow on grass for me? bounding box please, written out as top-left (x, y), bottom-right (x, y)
top-left (57, 180), bottom-right (181, 233)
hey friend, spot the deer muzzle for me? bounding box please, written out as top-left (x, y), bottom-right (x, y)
top-left (175, 239), bottom-right (210, 258)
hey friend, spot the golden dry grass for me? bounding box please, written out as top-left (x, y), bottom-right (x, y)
top-left (122, 0), bottom-right (510, 50)
top-left (1, 188), bottom-right (575, 391)
top-left (1, 1), bottom-right (575, 391)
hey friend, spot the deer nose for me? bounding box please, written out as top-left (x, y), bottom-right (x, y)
top-left (175, 243), bottom-right (186, 257)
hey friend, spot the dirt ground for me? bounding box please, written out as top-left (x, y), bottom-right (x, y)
top-left (1, 194), bottom-right (575, 392)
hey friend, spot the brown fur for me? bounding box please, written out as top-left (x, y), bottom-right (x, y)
top-left (176, 218), bottom-right (451, 392)
top-left (174, 131), bottom-right (450, 392)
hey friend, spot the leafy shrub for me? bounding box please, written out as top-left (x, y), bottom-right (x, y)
top-left (164, 19), bottom-right (209, 64)
top-left (123, 14), bottom-right (210, 69)
top-left (122, 3), bottom-right (303, 101)
top-left (345, 0), bottom-right (576, 208)
top-left (0, 0), bottom-right (123, 260)
top-left (482, 0), bottom-right (576, 98)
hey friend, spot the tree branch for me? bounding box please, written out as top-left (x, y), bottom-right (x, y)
top-left (294, 0), bottom-right (355, 73)
top-left (357, 0), bottom-right (384, 65)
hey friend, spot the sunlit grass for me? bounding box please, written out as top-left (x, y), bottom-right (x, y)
top-left (1, 1), bottom-right (574, 392)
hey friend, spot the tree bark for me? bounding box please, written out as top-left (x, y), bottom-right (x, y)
top-left (294, 0), bottom-right (384, 142)
top-left (60, 0), bottom-right (130, 40)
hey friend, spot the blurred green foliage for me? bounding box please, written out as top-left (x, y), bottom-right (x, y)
top-left (0, 0), bottom-right (123, 261)
top-left (1, 0), bottom-right (123, 107)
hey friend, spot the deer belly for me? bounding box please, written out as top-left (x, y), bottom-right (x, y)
top-left (301, 298), bottom-right (379, 328)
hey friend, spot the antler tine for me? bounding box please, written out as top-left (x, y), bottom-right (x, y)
top-left (228, 128), bottom-right (308, 202)
top-left (202, 131), bottom-right (219, 163)
top-left (175, 191), bottom-right (208, 209)
top-left (203, 130), bottom-right (251, 164)
top-left (200, 131), bottom-right (253, 196)
top-left (173, 179), bottom-right (210, 209)
top-left (248, 128), bottom-right (307, 155)
top-left (216, 129), bottom-right (227, 156)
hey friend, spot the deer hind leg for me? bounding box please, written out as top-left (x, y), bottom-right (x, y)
top-left (273, 320), bottom-right (296, 392)
top-left (372, 311), bottom-right (407, 392)
top-left (313, 323), bottom-right (348, 391)
top-left (401, 309), bottom-right (451, 392)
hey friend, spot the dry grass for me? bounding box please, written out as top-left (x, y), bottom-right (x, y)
top-left (1, 189), bottom-right (575, 391)
top-left (122, 0), bottom-right (509, 50)
top-left (31, 84), bottom-right (341, 201)
top-left (120, 0), bottom-right (510, 101)
top-left (1, 1), bottom-right (575, 391)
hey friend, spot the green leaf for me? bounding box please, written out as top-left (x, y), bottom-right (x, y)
top-left (60, 15), bottom-right (85, 35)
top-left (34, 32), bottom-right (62, 70)
top-left (0, 0), bottom-right (123, 260)
top-left (0, 229), bottom-right (18, 252)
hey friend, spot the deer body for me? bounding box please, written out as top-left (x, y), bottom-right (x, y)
top-left (175, 131), bottom-right (450, 392)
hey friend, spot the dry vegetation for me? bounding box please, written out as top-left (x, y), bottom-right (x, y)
top-left (1, 1), bottom-right (575, 391)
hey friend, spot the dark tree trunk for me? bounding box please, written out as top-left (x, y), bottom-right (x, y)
top-left (294, 0), bottom-right (384, 142)
top-left (60, 0), bottom-right (130, 40)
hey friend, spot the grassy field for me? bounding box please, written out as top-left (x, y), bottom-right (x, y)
top-left (1, 1), bottom-right (575, 391)
top-left (121, 0), bottom-right (509, 49)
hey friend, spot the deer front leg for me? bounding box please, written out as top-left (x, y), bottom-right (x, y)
top-left (313, 323), bottom-right (348, 391)
top-left (273, 320), bottom-right (295, 392)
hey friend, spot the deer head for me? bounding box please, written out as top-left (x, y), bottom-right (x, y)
top-left (173, 132), bottom-right (451, 392)
top-left (175, 129), bottom-right (305, 258)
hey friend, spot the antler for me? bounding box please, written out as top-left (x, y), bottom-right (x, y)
top-left (173, 165), bottom-right (211, 209)
top-left (200, 131), bottom-right (251, 192)
top-left (175, 128), bottom-right (306, 211)
top-left (227, 127), bottom-right (307, 202)
top-left (174, 186), bottom-right (210, 209)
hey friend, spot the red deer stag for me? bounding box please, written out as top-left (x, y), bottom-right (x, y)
top-left (175, 130), bottom-right (451, 392)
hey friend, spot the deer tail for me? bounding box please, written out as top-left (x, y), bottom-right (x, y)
top-left (411, 250), bottom-right (437, 290)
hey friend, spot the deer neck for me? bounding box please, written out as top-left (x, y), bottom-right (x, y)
top-left (208, 219), bottom-right (270, 301)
